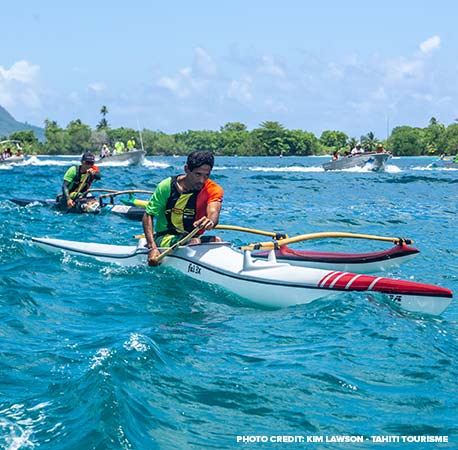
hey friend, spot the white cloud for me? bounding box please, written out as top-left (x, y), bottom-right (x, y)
top-left (180, 67), bottom-right (192, 78)
top-left (0, 60), bottom-right (39, 83)
top-left (385, 57), bottom-right (424, 83)
top-left (0, 60), bottom-right (40, 109)
top-left (157, 76), bottom-right (179, 92)
top-left (327, 62), bottom-right (344, 79)
top-left (227, 76), bottom-right (253, 103)
top-left (257, 55), bottom-right (285, 78)
top-left (88, 82), bottom-right (106, 93)
top-left (155, 48), bottom-right (217, 99)
top-left (193, 47), bottom-right (216, 77)
top-left (419, 35), bottom-right (440, 55)
top-left (157, 76), bottom-right (190, 98)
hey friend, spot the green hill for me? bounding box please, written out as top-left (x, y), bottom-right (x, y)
top-left (0, 104), bottom-right (45, 141)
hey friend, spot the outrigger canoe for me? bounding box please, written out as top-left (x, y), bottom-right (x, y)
top-left (9, 190), bottom-right (150, 220)
top-left (31, 237), bottom-right (452, 315)
top-left (9, 196), bottom-right (101, 214)
top-left (9, 197), bottom-right (144, 219)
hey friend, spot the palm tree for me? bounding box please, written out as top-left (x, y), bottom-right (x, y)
top-left (348, 137), bottom-right (358, 149)
top-left (361, 132), bottom-right (377, 152)
top-left (97, 105), bottom-right (109, 130)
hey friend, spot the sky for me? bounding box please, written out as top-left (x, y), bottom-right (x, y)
top-left (1, 0), bottom-right (458, 140)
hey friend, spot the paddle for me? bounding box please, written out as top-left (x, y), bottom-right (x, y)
top-left (240, 231), bottom-right (414, 251)
top-left (150, 226), bottom-right (203, 265)
top-left (98, 189), bottom-right (154, 206)
top-left (215, 224), bottom-right (288, 240)
top-left (65, 172), bottom-right (89, 213)
top-left (98, 189), bottom-right (154, 199)
top-left (86, 188), bottom-right (120, 194)
top-left (133, 224), bottom-right (288, 240)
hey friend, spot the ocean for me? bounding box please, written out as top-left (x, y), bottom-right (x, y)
top-left (0, 155), bottom-right (457, 449)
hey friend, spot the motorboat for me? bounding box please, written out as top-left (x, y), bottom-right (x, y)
top-left (0, 140), bottom-right (25, 165)
top-left (322, 152), bottom-right (390, 171)
top-left (95, 149), bottom-right (145, 166)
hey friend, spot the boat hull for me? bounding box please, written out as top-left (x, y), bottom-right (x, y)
top-left (322, 153), bottom-right (390, 171)
top-left (96, 150), bottom-right (145, 166)
top-left (31, 237), bottom-right (452, 315)
top-left (0, 156), bottom-right (24, 165)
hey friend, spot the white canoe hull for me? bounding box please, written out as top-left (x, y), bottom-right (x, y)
top-left (31, 238), bottom-right (452, 315)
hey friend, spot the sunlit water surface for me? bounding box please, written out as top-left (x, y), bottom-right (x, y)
top-left (0, 156), bottom-right (457, 449)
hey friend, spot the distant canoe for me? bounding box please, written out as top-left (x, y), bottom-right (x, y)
top-left (96, 149), bottom-right (146, 166)
top-left (9, 196), bottom-right (144, 219)
top-left (322, 152), bottom-right (390, 172)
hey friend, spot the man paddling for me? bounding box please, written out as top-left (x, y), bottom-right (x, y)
top-left (142, 150), bottom-right (224, 266)
top-left (58, 152), bottom-right (101, 212)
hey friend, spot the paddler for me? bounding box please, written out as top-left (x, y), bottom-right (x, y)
top-left (142, 150), bottom-right (224, 266)
top-left (58, 153), bottom-right (101, 211)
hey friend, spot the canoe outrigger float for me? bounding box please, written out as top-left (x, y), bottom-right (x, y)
top-left (253, 242), bottom-right (419, 273)
top-left (31, 233), bottom-right (452, 315)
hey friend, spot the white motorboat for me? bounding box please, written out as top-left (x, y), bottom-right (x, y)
top-left (0, 140), bottom-right (25, 165)
top-left (31, 237), bottom-right (452, 315)
top-left (322, 152), bottom-right (390, 171)
top-left (96, 149), bottom-right (145, 166)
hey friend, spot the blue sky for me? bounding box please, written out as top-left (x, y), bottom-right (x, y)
top-left (2, 0), bottom-right (458, 140)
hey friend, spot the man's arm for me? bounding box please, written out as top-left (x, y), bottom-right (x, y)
top-left (194, 200), bottom-right (222, 230)
top-left (142, 212), bottom-right (162, 265)
top-left (62, 180), bottom-right (74, 208)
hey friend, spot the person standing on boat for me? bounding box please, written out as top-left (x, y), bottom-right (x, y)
top-left (127, 137), bottom-right (136, 151)
top-left (59, 153), bottom-right (101, 210)
top-left (142, 150), bottom-right (224, 266)
top-left (114, 140), bottom-right (125, 154)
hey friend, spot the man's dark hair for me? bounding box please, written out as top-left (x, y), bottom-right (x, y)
top-left (186, 150), bottom-right (214, 171)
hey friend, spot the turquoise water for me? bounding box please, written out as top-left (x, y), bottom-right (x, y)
top-left (0, 156), bottom-right (457, 449)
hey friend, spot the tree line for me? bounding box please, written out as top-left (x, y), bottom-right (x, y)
top-left (3, 108), bottom-right (458, 157)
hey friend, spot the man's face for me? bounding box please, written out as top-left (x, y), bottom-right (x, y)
top-left (81, 161), bottom-right (94, 173)
top-left (185, 164), bottom-right (212, 191)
